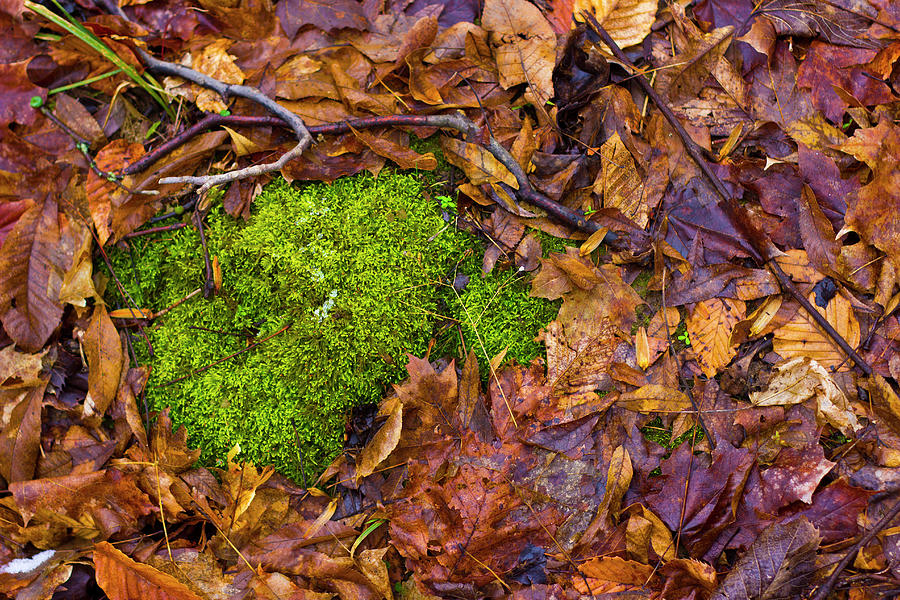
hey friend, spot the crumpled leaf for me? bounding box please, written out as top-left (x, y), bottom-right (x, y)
top-left (596, 131), bottom-right (647, 228)
top-left (482, 0), bottom-right (556, 105)
top-left (751, 357), bottom-right (860, 434)
top-left (711, 518), bottom-right (820, 600)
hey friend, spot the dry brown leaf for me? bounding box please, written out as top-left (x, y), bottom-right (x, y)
top-left (596, 132), bottom-right (647, 228)
top-left (82, 304), bottom-right (125, 421)
top-left (191, 39), bottom-right (244, 113)
top-left (0, 197), bottom-right (65, 352)
top-left (441, 137), bottom-right (518, 188)
top-left (576, 556), bottom-right (657, 595)
top-left (482, 0), bottom-right (556, 106)
top-left (635, 326), bottom-right (650, 370)
top-left (94, 541), bottom-right (203, 600)
top-left (687, 298), bottom-right (746, 378)
top-left (772, 292), bottom-right (860, 371)
top-left (356, 397), bottom-right (402, 480)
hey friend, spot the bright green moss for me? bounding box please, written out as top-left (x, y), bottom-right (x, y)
top-left (104, 170), bottom-right (559, 482)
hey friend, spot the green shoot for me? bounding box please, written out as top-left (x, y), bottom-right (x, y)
top-left (24, 0), bottom-right (174, 119)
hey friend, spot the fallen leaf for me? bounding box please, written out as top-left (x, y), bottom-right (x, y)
top-left (94, 541), bottom-right (203, 600)
top-left (687, 298), bottom-right (745, 378)
top-left (711, 518), bottom-right (820, 600)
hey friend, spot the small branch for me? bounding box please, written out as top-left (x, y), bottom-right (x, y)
top-left (135, 48), bottom-right (312, 195)
top-left (122, 222), bottom-right (186, 239)
top-left (810, 492), bottom-right (900, 600)
top-left (155, 323), bottom-right (290, 388)
top-left (582, 12), bottom-right (872, 377)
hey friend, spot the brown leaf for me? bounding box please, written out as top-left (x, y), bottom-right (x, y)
top-left (83, 304), bottom-right (125, 421)
top-left (530, 256), bottom-right (573, 300)
top-left (356, 396), bottom-right (402, 480)
top-left (482, 0), bottom-right (556, 106)
top-left (94, 541), bottom-right (203, 600)
top-left (0, 60), bottom-right (44, 127)
top-left (0, 380), bottom-right (45, 483)
top-left (350, 126), bottom-right (437, 171)
top-left (441, 137), bottom-right (518, 188)
top-left (575, 556), bottom-right (656, 595)
top-left (85, 139), bottom-right (146, 245)
top-left (772, 291), bottom-right (860, 371)
top-left (617, 384), bottom-right (692, 413)
top-left (656, 24), bottom-right (735, 105)
top-left (710, 518), bottom-right (820, 600)
top-left (0, 196), bottom-right (64, 352)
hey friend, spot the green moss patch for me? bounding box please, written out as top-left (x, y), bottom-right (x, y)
top-left (104, 171), bottom-right (559, 481)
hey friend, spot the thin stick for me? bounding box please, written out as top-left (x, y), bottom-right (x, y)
top-left (135, 48), bottom-right (312, 195)
top-left (155, 324), bottom-right (290, 388)
top-left (810, 492), bottom-right (900, 600)
top-left (582, 12), bottom-right (872, 377)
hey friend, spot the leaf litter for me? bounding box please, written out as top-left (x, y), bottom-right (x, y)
top-left (1, 0), bottom-right (900, 597)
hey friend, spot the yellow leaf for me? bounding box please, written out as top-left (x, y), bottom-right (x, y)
top-left (482, 0), bottom-right (556, 105)
top-left (617, 384), bottom-right (692, 412)
top-left (108, 308), bottom-right (154, 319)
top-left (596, 132), bottom-right (647, 228)
top-left (635, 326), bottom-right (650, 370)
top-left (222, 126), bottom-right (263, 157)
top-left (773, 292), bottom-right (860, 371)
top-left (441, 138), bottom-right (518, 188)
top-left (574, 0), bottom-right (657, 48)
top-left (687, 298), bottom-right (745, 378)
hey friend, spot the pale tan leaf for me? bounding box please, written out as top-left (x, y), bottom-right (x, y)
top-left (58, 217), bottom-right (95, 309)
top-left (0, 345), bottom-right (47, 389)
top-left (482, 0), bottom-right (556, 105)
top-left (687, 298), bottom-right (745, 378)
top-left (576, 556), bottom-right (656, 595)
top-left (655, 25), bottom-right (735, 105)
top-left (617, 384), bottom-right (692, 412)
top-left (596, 132), bottom-right (647, 228)
top-left (600, 445), bottom-right (632, 521)
top-left (773, 292), bottom-right (860, 371)
top-left (751, 357), bottom-right (860, 434)
top-left (94, 541), bottom-right (203, 600)
top-left (357, 547), bottom-right (392, 600)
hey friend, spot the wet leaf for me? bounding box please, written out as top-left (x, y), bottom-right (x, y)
top-left (0, 196), bottom-right (65, 352)
top-left (82, 305), bottom-right (124, 422)
top-left (94, 541), bottom-right (203, 600)
top-left (547, 0), bottom-right (657, 48)
top-left (687, 298), bottom-right (745, 378)
top-left (711, 518), bottom-right (820, 600)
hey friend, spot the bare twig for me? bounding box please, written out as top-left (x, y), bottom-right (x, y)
top-left (810, 492), bottom-right (900, 600)
top-left (134, 48), bottom-right (312, 195)
top-left (122, 222), bottom-right (186, 239)
top-left (582, 12), bottom-right (872, 377)
top-left (155, 323), bottom-right (290, 388)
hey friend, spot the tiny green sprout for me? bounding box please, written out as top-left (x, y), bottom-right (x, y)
top-left (219, 109), bottom-right (231, 116)
top-left (583, 208), bottom-right (597, 217)
top-left (436, 194), bottom-right (456, 212)
top-left (842, 117), bottom-right (853, 130)
top-left (76, 141), bottom-right (89, 153)
top-left (29, 96), bottom-right (44, 108)
top-left (145, 120), bottom-right (162, 139)
top-left (106, 173), bottom-right (119, 182)
top-left (173, 205), bottom-right (185, 215)
top-left (677, 330), bottom-right (691, 346)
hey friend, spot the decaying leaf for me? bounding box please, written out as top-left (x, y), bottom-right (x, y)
top-left (772, 292), bottom-right (860, 371)
top-left (547, 0), bottom-right (657, 49)
top-left (687, 298), bottom-right (745, 378)
top-left (711, 518), bottom-right (820, 600)
top-left (94, 541), bottom-right (203, 600)
top-left (597, 132), bottom-right (647, 228)
top-left (482, 0), bottom-right (556, 105)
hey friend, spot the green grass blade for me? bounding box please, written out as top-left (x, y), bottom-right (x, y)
top-left (24, 0), bottom-right (175, 119)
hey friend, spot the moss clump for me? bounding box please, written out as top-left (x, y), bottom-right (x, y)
top-left (105, 171), bottom-right (558, 481)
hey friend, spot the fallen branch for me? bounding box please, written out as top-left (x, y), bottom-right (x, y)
top-left (583, 11), bottom-right (872, 376)
top-left (810, 492), bottom-right (900, 600)
top-left (134, 48), bottom-right (312, 195)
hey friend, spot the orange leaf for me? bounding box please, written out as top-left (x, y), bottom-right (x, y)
top-left (93, 541), bottom-right (203, 600)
